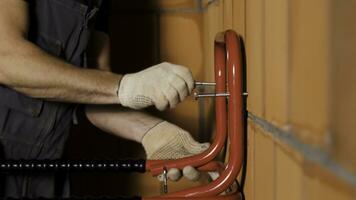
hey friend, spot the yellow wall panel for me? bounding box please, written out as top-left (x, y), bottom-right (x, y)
top-left (254, 128), bottom-right (275, 200)
top-left (158, 13), bottom-right (204, 135)
top-left (246, 0), bottom-right (265, 117)
top-left (329, 0), bottom-right (356, 173)
top-left (159, 14), bottom-right (203, 77)
top-left (223, 0), bottom-right (233, 29)
top-left (107, 0), bottom-right (356, 197)
top-left (264, 0), bottom-right (289, 126)
top-left (155, 0), bottom-right (198, 9)
top-left (232, 0), bottom-right (245, 37)
top-left (203, 0), bottom-right (224, 82)
top-left (245, 122), bottom-right (256, 200)
top-left (289, 0), bottom-right (330, 145)
top-left (304, 173), bottom-right (354, 200)
top-left (275, 146), bottom-right (303, 200)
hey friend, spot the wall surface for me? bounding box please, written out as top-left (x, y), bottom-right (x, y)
top-left (197, 0), bottom-right (356, 199)
top-left (212, 0), bottom-right (356, 199)
top-left (70, 0), bottom-right (356, 199)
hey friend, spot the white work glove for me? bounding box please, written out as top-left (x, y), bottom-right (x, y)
top-left (118, 62), bottom-right (194, 111)
top-left (142, 121), bottom-right (210, 181)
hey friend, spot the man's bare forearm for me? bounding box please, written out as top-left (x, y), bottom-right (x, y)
top-left (0, 0), bottom-right (121, 105)
top-left (85, 105), bottom-right (163, 143)
top-left (84, 32), bottom-right (160, 142)
top-left (0, 38), bottom-right (121, 104)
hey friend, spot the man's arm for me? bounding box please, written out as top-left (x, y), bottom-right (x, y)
top-left (86, 105), bottom-right (162, 142)
top-left (85, 30), bottom-right (153, 142)
top-left (84, 25), bottom-right (208, 182)
top-left (0, 0), bottom-right (121, 104)
top-left (84, 30), bottom-right (161, 142)
top-left (86, 104), bottom-right (210, 182)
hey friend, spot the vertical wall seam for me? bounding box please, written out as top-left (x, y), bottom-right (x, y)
top-left (245, 1), bottom-right (254, 200)
top-left (197, 0), bottom-right (203, 11)
top-left (286, 0), bottom-right (292, 128)
top-left (244, 0), bottom-right (247, 38)
top-left (285, 9), bottom-right (296, 200)
top-left (252, 125), bottom-right (256, 200)
top-left (222, 0), bottom-right (225, 29)
top-left (324, 0), bottom-right (334, 154)
top-left (261, 0), bottom-right (266, 118)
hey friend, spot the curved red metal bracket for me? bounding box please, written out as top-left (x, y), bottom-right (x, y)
top-left (145, 30), bottom-right (245, 200)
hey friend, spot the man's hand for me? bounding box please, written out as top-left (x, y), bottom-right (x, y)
top-left (118, 62), bottom-right (194, 111)
top-left (142, 121), bottom-right (209, 181)
top-left (86, 106), bottom-right (210, 181)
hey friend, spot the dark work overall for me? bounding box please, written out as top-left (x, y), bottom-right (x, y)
top-left (0, 0), bottom-right (102, 198)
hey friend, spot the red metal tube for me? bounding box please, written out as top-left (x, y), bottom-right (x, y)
top-left (149, 30), bottom-right (244, 198)
top-left (144, 192), bottom-right (241, 200)
top-left (146, 33), bottom-right (228, 176)
top-left (197, 161), bottom-right (225, 174)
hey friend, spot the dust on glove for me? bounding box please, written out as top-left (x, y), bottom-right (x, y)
top-left (118, 62), bottom-right (194, 111)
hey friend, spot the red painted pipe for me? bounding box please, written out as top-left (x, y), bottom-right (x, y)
top-left (146, 32), bottom-right (228, 176)
top-left (197, 161), bottom-right (225, 174)
top-left (144, 192), bottom-right (241, 200)
top-left (146, 30), bottom-right (244, 199)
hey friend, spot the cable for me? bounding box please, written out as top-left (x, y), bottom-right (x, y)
top-left (0, 160), bottom-right (146, 173)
